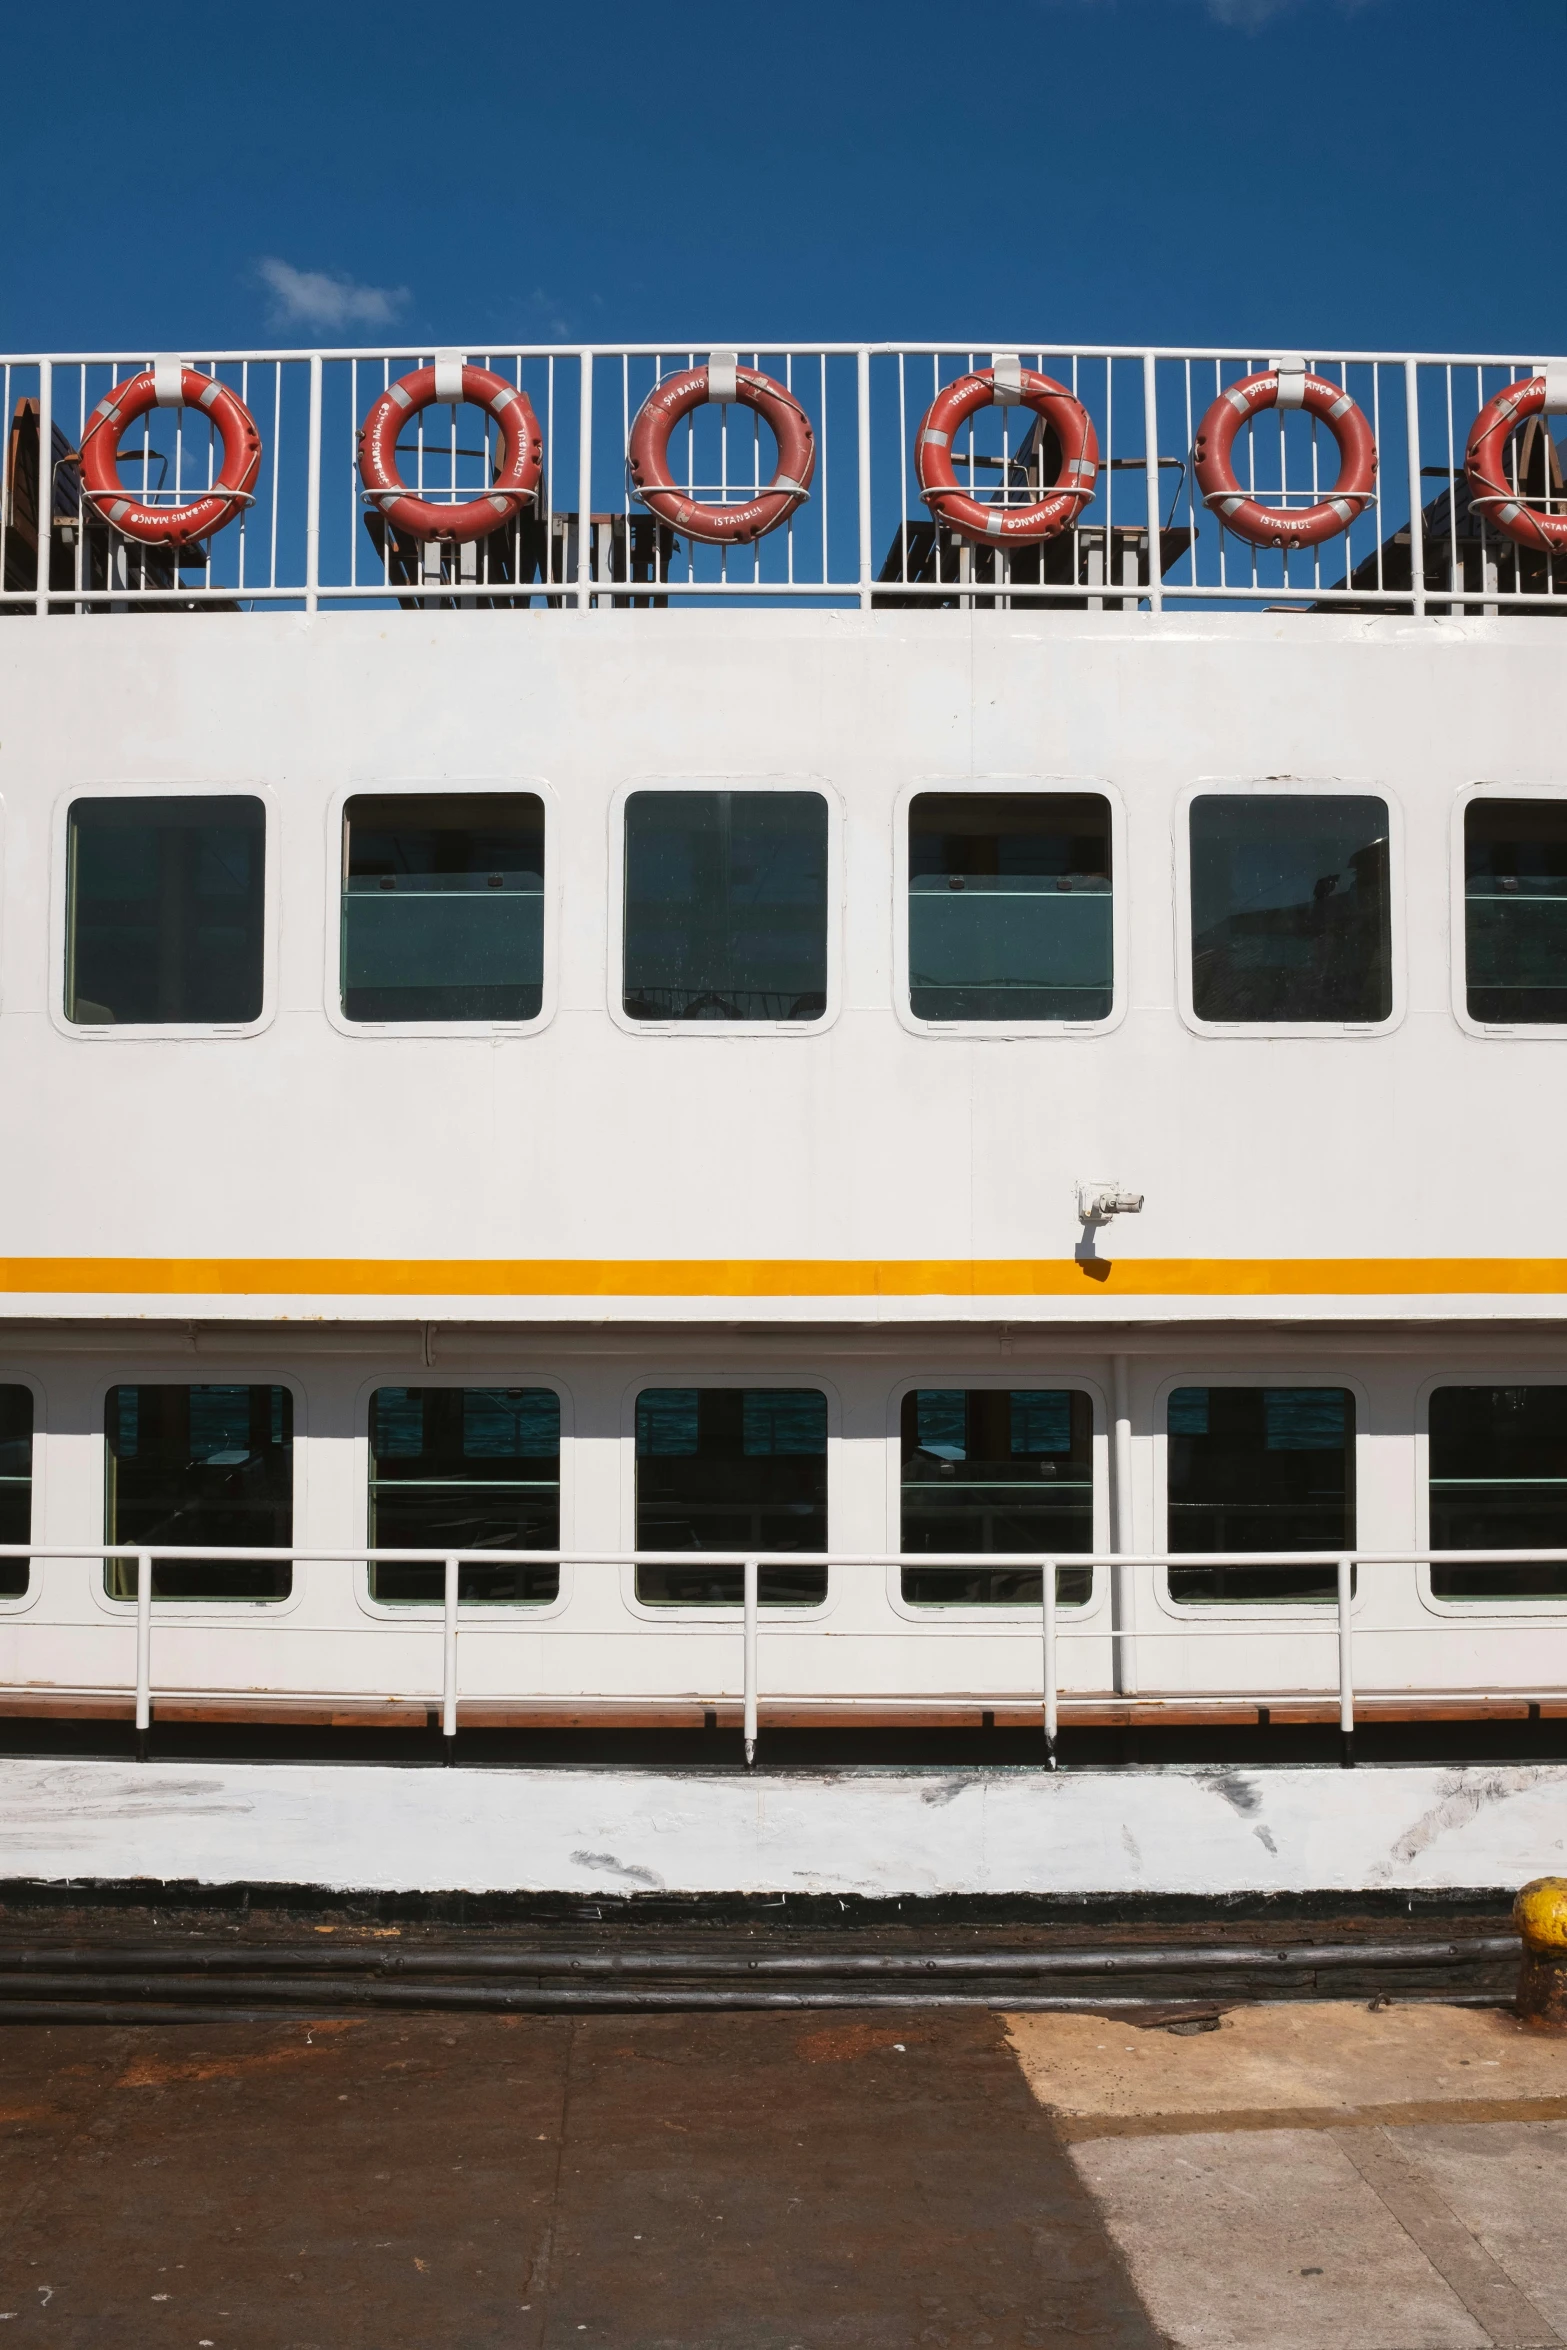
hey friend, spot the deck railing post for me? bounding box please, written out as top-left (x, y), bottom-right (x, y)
top-left (34, 359), bottom-right (52, 620)
top-left (1142, 351), bottom-right (1163, 613)
top-left (1403, 359), bottom-right (1426, 619)
top-left (857, 349), bottom-right (873, 612)
top-left (135, 1550), bottom-right (152, 1758)
top-left (1337, 1555), bottom-right (1356, 1768)
top-left (743, 1558), bottom-right (759, 1766)
top-left (304, 353), bottom-right (322, 615)
top-left (577, 351), bottom-right (594, 611)
top-left (442, 1555), bottom-right (459, 1752)
top-left (1042, 1559), bottom-right (1059, 1767)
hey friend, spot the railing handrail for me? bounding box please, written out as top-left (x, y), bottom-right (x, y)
top-left (2, 1545), bottom-right (1566, 1566)
top-left (3, 341), bottom-right (1563, 368)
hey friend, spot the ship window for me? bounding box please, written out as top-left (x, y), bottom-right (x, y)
top-left (1189, 795), bottom-right (1392, 1024)
top-left (634, 1387), bottom-right (827, 1604)
top-left (1463, 799), bottom-right (1567, 1026)
top-left (622, 791), bottom-right (828, 1022)
top-left (104, 1385), bottom-right (292, 1601)
top-left (900, 1389), bottom-right (1093, 1604)
top-left (908, 794), bottom-right (1112, 1021)
top-left (1167, 1386), bottom-right (1354, 1603)
top-left (0, 1388), bottom-right (33, 1600)
top-left (1429, 1386), bottom-right (1567, 1599)
top-left (65, 795), bottom-right (266, 1026)
top-left (367, 1387), bottom-right (560, 1604)
top-left (341, 794), bottom-right (545, 1023)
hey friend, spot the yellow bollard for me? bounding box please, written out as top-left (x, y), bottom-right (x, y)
top-left (1514, 1877), bottom-right (1567, 2031)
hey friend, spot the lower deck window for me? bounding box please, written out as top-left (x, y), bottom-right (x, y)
top-left (635, 1388), bottom-right (827, 1605)
top-left (0, 1388), bottom-right (33, 1598)
top-left (1167, 1386), bottom-right (1354, 1604)
top-left (105, 1385), bottom-right (292, 1601)
top-left (908, 794), bottom-right (1112, 1022)
top-left (900, 1389), bottom-right (1093, 1604)
top-left (622, 791), bottom-right (828, 1023)
top-left (342, 795), bottom-right (545, 1024)
top-left (1429, 1386), bottom-right (1567, 1599)
top-left (1188, 795), bottom-right (1391, 1024)
top-left (368, 1387), bottom-right (560, 1604)
top-left (1464, 799), bottom-right (1567, 1025)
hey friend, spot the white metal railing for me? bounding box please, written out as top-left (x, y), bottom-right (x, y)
top-left (0, 1545), bottom-right (1564, 1768)
top-left (5, 343), bottom-right (1567, 618)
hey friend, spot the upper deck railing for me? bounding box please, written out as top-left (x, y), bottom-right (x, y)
top-left (4, 342), bottom-right (1567, 619)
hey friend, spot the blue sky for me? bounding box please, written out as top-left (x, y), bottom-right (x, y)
top-left (3, 0), bottom-right (1560, 357)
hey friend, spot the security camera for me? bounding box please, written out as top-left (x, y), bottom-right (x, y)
top-left (1078, 1183), bottom-right (1144, 1224)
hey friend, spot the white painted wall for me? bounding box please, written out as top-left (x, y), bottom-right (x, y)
top-left (0, 608), bottom-right (1562, 1319)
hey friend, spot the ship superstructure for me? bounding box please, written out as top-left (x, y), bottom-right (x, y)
top-left (1, 338), bottom-right (1565, 1884)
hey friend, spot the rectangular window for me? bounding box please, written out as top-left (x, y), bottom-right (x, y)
top-left (341, 794), bottom-right (545, 1024)
top-left (0, 1388), bottom-right (33, 1599)
top-left (66, 795), bottom-right (266, 1026)
top-left (1189, 795), bottom-right (1391, 1024)
top-left (105, 1385), bottom-right (292, 1601)
top-left (368, 1386), bottom-right (560, 1604)
top-left (1429, 1386), bottom-right (1567, 1599)
top-left (1463, 799), bottom-right (1567, 1026)
top-left (1167, 1386), bottom-right (1354, 1603)
top-left (622, 790), bottom-right (828, 1022)
top-left (900, 1388), bottom-right (1093, 1604)
top-left (908, 794), bottom-right (1112, 1022)
top-left (635, 1387), bottom-right (827, 1604)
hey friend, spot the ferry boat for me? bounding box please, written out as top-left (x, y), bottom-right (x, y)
top-left (0, 337), bottom-right (1563, 1905)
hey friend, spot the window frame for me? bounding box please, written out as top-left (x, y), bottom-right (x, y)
top-left (893, 778), bottom-right (1127, 1040)
top-left (608, 776), bottom-right (843, 1039)
top-left (50, 782), bottom-right (279, 1043)
top-left (91, 1370), bottom-right (305, 1619)
top-left (617, 1369), bottom-right (840, 1620)
top-left (883, 1373), bottom-right (1109, 1625)
top-left (326, 779), bottom-right (558, 1041)
top-left (1450, 782), bottom-right (1567, 1042)
top-left (0, 1371), bottom-right (45, 1618)
top-left (1151, 1369), bottom-right (1372, 1624)
top-left (1174, 778), bottom-right (1405, 1041)
top-left (1414, 1368), bottom-right (1567, 1621)
top-left (352, 1371), bottom-right (574, 1622)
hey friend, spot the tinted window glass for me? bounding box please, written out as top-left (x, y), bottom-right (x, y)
top-left (105, 1385), bottom-right (292, 1601)
top-left (909, 794), bottom-right (1112, 1021)
top-left (1167, 1386), bottom-right (1354, 1603)
top-left (368, 1386), bottom-right (560, 1604)
top-left (0, 1388), bottom-right (33, 1599)
top-left (635, 1387), bottom-right (827, 1604)
top-left (623, 791), bottom-right (828, 1022)
top-left (1429, 1386), bottom-right (1567, 1599)
top-left (342, 795), bottom-right (545, 1023)
top-left (1464, 800), bottom-right (1567, 1026)
top-left (67, 796), bottom-right (265, 1025)
top-left (1189, 795), bottom-right (1391, 1023)
top-left (900, 1388), bottom-right (1093, 1604)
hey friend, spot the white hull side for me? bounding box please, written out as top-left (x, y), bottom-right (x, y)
top-left (0, 1756), bottom-right (1560, 1898)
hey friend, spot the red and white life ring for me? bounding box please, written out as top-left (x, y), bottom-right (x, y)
top-left (628, 361), bottom-right (815, 544)
top-left (1465, 376), bottom-right (1567, 552)
top-left (914, 364), bottom-right (1099, 545)
top-left (1194, 370), bottom-right (1376, 548)
top-left (358, 364), bottom-right (543, 544)
top-left (79, 366), bottom-right (261, 548)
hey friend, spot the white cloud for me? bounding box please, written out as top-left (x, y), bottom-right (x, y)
top-left (258, 258), bottom-right (409, 331)
top-left (1204, 0), bottom-right (1377, 22)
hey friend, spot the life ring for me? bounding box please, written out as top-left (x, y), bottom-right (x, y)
top-left (628, 361), bottom-right (815, 544)
top-left (358, 364), bottom-right (543, 544)
top-left (1194, 370), bottom-right (1376, 548)
top-left (914, 364), bottom-right (1099, 545)
top-left (78, 366), bottom-right (261, 548)
top-left (1465, 377), bottom-right (1567, 551)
